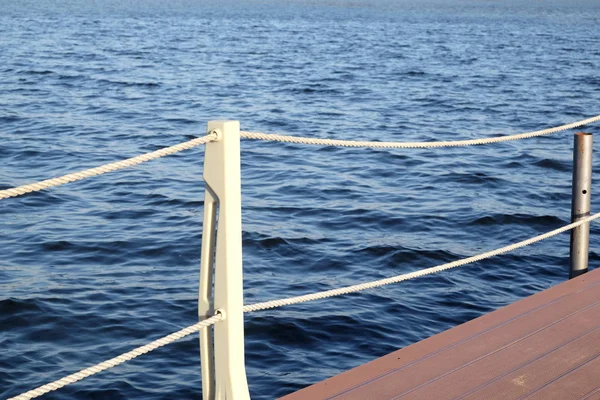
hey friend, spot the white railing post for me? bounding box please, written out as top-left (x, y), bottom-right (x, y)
top-left (199, 121), bottom-right (250, 400)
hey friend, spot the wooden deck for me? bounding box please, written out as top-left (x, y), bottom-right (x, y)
top-left (282, 268), bottom-right (600, 400)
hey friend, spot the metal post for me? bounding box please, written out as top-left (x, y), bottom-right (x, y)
top-left (569, 132), bottom-right (593, 279)
top-left (199, 121), bottom-right (250, 400)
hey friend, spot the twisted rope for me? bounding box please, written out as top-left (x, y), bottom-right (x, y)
top-left (240, 114), bottom-right (600, 148)
top-left (0, 133), bottom-right (217, 200)
top-left (9, 214), bottom-right (599, 398)
top-left (7, 314), bottom-right (223, 400)
top-left (3, 115), bottom-right (599, 201)
top-left (243, 212), bottom-right (600, 312)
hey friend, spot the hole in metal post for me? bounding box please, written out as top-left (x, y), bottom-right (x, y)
top-left (583, 190), bottom-right (588, 194)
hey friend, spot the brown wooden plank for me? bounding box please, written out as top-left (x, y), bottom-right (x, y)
top-left (403, 304), bottom-right (600, 400)
top-left (525, 354), bottom-right (600, 400)
top-left (281, 268), bottom-right (600, 400)
top-left (467, 330), bottom-right (600, 400)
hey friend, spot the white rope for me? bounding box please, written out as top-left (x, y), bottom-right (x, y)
top-left (3, 115), bottom-right (599, 201)
top-left (0, 133), bottom-right (217, 200)
top-left (243, 212), bottom-right (600, 312)
top-left (8, 314), bottom-right (223, 400)
top-left (9, 214), bottom-right (599, 399)
top-left (240, 114), bottom-right (600, 148)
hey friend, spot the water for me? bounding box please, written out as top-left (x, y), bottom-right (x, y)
top-left (1, 0), bottom-right (600, 398)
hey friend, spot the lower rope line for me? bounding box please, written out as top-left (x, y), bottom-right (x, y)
top-left (240, 114), bottom-right (600, 148)
top-left (7, 314), bottom-right (223, 400)
top-left (243, 212), bottom-right (600, 312)
top-left (10, 214), bottom-right (600, 399)
top-left (0, 133), bottom-right (217, 201)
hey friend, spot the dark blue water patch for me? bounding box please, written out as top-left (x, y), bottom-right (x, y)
top-left (575, 75), bottom-right (600, 86)
top-left (161, 117), bottom-right (198, 125)
top-left (352, 245), bottom-right (459, 267)
top-left (243, 231), bottom-right (331, 249)
top-left (144, 193), bottom-right (203, 209)
top-left (286, 85), bottom-right (345, 95)
top-left (0, 298), bottom-right (45, 319)
top-left (532, 157), bottom-right (570, 172)
top-left (439, 171), bottom-right (505, 186)
top-left (0, 114), bottom-right (23, 123)
top-left (468, 213), bottom-right (564, 228)
top-left (56, 74), bottom-right (87, 81)
top-left (95, 78), bottom-right (162, 88)
top-left (99, 208), bottom-right (159, 221)
top-left (404, 70), bottom-right (427, 77)
top-left (71, 388), bottom-right (129, 400)
top-left (17, 69), bottom-right (55, 75)
top-left (34, 238), bottom-right (188, 266)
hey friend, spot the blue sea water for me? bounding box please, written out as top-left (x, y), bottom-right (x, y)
top-left (1, 0), bottom-right (600, 398)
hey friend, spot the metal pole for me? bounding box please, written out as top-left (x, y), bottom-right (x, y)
top-left (569, 132), bottom-right (593, 279)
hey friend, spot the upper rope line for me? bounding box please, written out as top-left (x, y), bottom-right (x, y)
top-left (240, 114), bottom-right (600, 148)
top-left (0, 133), bottom-right (217, 200)
top-left (11, 212), bottom-right (599, 399)
top-left (0, 115), bottom-right (598, 201)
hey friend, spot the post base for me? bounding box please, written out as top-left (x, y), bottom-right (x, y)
top-left (570, 268), bottom-right (588, 279)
